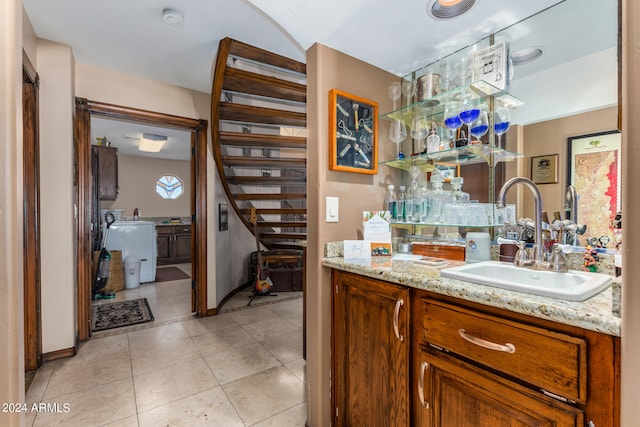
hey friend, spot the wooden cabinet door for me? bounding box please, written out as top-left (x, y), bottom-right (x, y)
top-left (418, 348), bottom-right (584, 427)
top-left (93, 146), bottom-right (118, 200)
top-left (173, 226), bottom-right (192, 263)
top-left (156, 228), bottom-right (172, 265)
top-left (332, 271), bottom-right (409, 427)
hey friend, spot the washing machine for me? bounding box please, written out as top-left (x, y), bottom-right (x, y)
top-left (103, 221), bottom-right (157, 283)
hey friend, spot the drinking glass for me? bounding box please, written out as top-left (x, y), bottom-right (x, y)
top-left (388, 119), bottom-right (407, 159)
top-left (410, 111), bottom-right (429, 153)
top-left (469, 111), bottom-right (489, 143)
top-left (439, 59), bottom-right (458, 92)
top-left (494, 107), bottom-right (511, 148)
top-left (458, 94), bottom-right (480, 145)
top-left (401, 79), bottom-right (416, 107)
top-left (443, 101), bottom-right (462, 146)
top-left (388, 82), bottom-right (401, 111)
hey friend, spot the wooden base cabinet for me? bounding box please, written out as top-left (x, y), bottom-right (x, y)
top-left (332, 270), bottom-right (409, 427)
top-left (156, 225), bottom-right (192, 265)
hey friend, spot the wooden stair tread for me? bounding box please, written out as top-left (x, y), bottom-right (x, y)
top-left (239, 208), bottom-right (307, 215)
top-left (254, 221), bottom-right (307, 228)
top-left (234, 193), bottom-right (306, 201)
top-left (220, 102), bottom-right (306, 127)
top-left (227, 38), bottom-right (306, 75)
top-left (269, 242), bottom-right (306, 250)
top-left (222, 156), bottom-right (306, 168)
top-left (260, 232), bottom-right (307, 240)
top-left (227, 176), bottom-right (306, 185)
top-left (223, 68), bottom-right (305, 103)
top-left (261, 254), bottom-right (303, 263)
top-left (219, 132), bottom-right (306, 149)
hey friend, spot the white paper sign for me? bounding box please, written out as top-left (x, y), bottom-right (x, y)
top-left (344, 240), bottom-right (372, 260)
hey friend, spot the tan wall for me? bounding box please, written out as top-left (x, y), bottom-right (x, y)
top-left (22, 7), bottom-right (36, 67)
top-left (37, 39), bottom-right (77, 353)
top-left (306, 43), bottom-right (401, 426)
top-left (521, 107), bottom-right (618, 220)
top-left (105, 155), bottom-right (191, 218)
top-left (1, 0), bottom-right (25, 424)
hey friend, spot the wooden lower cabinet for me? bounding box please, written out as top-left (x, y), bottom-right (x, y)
top-left (332, 270), bottom-right (409, 427)
top-left (156, 225), bottom-right (192, 265)
top-left (330, 269), bottom-right (620, 427)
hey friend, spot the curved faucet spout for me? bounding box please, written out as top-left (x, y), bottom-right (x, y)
top-left (564, 185), bottom-right (578, 223)
top-left (497, 177), bottom-right (544, 264)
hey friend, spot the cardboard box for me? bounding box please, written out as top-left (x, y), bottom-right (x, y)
top-left (93, 250), bottom-right (124, 292)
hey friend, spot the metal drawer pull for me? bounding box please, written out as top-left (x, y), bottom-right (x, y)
top-left (418, 361), bottom-right (430, 408)
top-left (458, 329), bottom-right (516, 353)
top-left (393, 299), bottom-right (404, 342)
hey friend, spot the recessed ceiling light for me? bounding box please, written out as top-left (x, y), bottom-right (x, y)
top-left (427, 0), bottom-right (476, 19)
top-left (162, 8), bottom-right (184, 27)
top-left (510, 47), bottom-right (543, 65)
top-left (139, 133), bottom-right (168, 153)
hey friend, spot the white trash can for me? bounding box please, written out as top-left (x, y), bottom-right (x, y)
top-left (124, 256), bottom-right (141, 289)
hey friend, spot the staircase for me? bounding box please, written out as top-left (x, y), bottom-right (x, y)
top-left (211, 38), bottom-right (307, 251)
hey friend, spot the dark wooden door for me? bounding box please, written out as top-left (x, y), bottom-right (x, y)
top-left (332, 270), bottom-right (409, 427)
top-left (420, 349), bottom-right (583, 427)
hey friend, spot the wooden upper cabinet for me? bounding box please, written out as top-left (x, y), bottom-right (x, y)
top-left (93, 145), bottom-right (118, 200)
top-left (332, 270), bottom-right (410, 427)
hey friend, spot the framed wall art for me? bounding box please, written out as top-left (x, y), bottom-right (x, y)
top-left (218, 203), bottom-right (228, 231)
top-left (530, 154), bottom-right (558, 184)
top-left (328, 89), bottom-right (378, 174)
top-left (567, 130), bottom-right (621, 241)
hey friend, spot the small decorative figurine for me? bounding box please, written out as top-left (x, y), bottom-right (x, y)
top-left (583, 245), bottom-right (599, 273)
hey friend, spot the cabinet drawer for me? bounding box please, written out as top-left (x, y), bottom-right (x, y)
top-left (156, 226), bottom-right (173, 235)
top-left (422, 299), bottom-right (587, 402)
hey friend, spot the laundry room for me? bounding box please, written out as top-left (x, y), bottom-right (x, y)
top-left (91, 115), bottom-right (194, 314)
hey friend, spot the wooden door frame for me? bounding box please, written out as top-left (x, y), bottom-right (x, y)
top-left (23, 50), bottom-right (42, 371)
top-left (74, 98), bottom-right (208, 341)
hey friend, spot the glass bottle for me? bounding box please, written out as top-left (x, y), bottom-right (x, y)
top-left (398, 185), bottom-right (407, 222)
top-left (427, 171), bottom-right (452, 223)
top-left (384, 184), bottom-right (398, 220)
top-left (418, 185), bottom-right (428, 223)
top-left (426, 122), bottom-right (440, 154)
top-left (450, 177), bottom-right (470, 203)
top-left (406, 179), bottom-right (419, 223)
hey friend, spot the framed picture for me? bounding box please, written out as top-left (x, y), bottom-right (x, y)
top-left (328, 89), bottom-right (378, 174)
top-left (568, 130), bottom-right (621, 241)
top-left (530, 154), bottom-right (558, 184)
top-left (218, 203), bottom-right (228, 231)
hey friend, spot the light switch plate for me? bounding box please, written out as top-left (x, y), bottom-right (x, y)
top-left (326, 196), bottom-right (339, 223)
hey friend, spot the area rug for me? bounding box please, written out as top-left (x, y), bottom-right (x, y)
top-left (155, 266), bottom-right (190, 282)
top-left (92, 298), bottom-right (154, 332)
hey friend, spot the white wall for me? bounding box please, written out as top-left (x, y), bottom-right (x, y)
top-left (37, 39), bottom-right (77, 353)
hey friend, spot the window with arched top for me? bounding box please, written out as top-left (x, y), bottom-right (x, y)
top-left (156, 175), bottom-right (184, 200)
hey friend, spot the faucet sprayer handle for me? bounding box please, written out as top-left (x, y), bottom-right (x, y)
top-left (553, 243), bottom-right (573, 254)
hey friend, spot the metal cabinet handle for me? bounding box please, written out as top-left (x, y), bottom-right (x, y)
top-left (418, 361), bottom-right (430, 408)
top-left (393, 299), bottom-right (404, 342)
top-left (458, 329), bottom-right (516, 353)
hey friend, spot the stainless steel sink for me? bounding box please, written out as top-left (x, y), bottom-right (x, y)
top-left (440, 261), bottom-right (612, 301)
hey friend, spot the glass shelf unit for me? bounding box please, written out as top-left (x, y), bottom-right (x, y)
top-left (379, 144), bottom-right (524, 169)
top-left (380, 80), bottom-right (523, 128)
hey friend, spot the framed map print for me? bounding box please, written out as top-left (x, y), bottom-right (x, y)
top-left (568, 130), bottom-right (621, 242)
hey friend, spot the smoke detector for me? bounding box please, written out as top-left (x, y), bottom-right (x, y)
top-left (162, 8), bottom-right (184, 27)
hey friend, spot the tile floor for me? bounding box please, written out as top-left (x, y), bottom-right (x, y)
top-left (25, 264), bottom-right (307, 426)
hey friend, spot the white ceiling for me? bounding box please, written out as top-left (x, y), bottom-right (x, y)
top-left (23, 0), bottom-right (618, 158)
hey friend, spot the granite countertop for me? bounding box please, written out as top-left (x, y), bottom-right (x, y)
top-left (322, 256), bottom-right (621, 337)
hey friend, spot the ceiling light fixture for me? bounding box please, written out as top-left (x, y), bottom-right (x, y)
top-left (428, 0), bottom-right (475, 19)
top-left (162, 8), bottom-right (184, 27)
top-left (510, 47), bottom-right (543, 65)
top-left (139, 133), bottom-right (168, 153)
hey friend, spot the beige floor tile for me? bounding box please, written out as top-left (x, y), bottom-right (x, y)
top-left (127, 322), bottom-right (189, 357)
top-left (260, 331), bottom-right (303, 363)
top-left (180, 314), bottom-right (238, 337)
top-left (284, 358), bottom-right (307, 383)
top-left (25, 362), bottom-right (55, 403)
top-left (133, 358), bottom-right (218, 412)
top-left (241, 317), bottom-right (301, 342)
top-left (252, 402), bottom-right (308, 427)
top-left (223, 366), bottom-right (305, 426)
top-left (102, 414), bottom-right (140, 426)
top-left (130, 336), bottom-right (201, 376)
top-left (191, 326), bottom-right (256, 357)
top-left (138, 387), bottom-right (244, 427)
top-left (43, 351), bottom-right (132, 399)
top-left (227, 307), bottom-right (284, 325)
top-left (34, 378), bottom-right (136, 427)
top-left (67, 334), bottom-right (130, 366)
top-left (204, 342), bottom-right (281, 385)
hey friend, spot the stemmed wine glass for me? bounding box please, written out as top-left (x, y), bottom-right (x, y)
top-left (458, 94), bottom-right (480, 145)
top-left (469, 111), bottom-right (489, 143)
top-left (443, 101), bottom-right (462, 148)
top-left (410, 107), bottom-right (429, 154)
top-left (388, 82), bottom-right (401, 111)
top-left (389, 119), bottom-right (407, 159)
top-left (402, 79), bottom-right (416, 107)
top-left (494, 107), bottom-right (511, 148)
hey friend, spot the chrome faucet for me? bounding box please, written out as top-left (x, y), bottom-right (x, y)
top-left (497, 177), bottom-right (545, 268)
top-left (564, 185), bottom-right (578, 223)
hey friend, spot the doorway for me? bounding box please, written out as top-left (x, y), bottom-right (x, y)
top-left (74, 98), bottom-right (208, 341)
